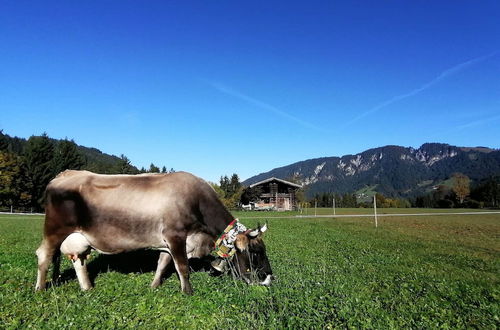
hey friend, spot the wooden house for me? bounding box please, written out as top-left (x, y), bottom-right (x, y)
top-left (249, 177), bottom-right (302, 211)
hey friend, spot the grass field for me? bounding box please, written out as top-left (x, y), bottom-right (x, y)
top-left (1, 209), bottom-right (499, 328)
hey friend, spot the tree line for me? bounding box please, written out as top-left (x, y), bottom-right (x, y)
top-left (308, 173), bottom-right (499, 209)
top-left (413, 174), bottom-right (499, 208)
top-left (0, 131), bottom-right (172, 212)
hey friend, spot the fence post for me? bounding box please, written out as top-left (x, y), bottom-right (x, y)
top-left (374, 195), bottom-right (378, 228)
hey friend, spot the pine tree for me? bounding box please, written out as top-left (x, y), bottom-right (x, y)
top-left (229, 174), bottom-right (241, 197)
top-left (52, 139), bottom-right (85, 176)
top-left (149, 163), bottom-right (160, 173)
top-left (220, 175), bottom-right (230, 197)
top-left (0, 152), bottom-right (20, 207)
top-left (24, 133), bottom-right (55, 210)
top-left (116, 154), bottom-right (137, 174)
top-left (0, 130), bottom-right (8, 151)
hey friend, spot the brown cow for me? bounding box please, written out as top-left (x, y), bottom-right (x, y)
top-left (35, 170), bottom-right (272, 294)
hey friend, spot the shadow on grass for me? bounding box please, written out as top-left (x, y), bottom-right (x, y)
top-left (50, 251), bottom-right (220, 289)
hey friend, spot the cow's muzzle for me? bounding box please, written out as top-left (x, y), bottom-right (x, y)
top-left (259, 274), bottom-right (273, 286)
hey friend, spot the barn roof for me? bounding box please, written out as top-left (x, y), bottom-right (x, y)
top-left (249, 177), bottom-right (302, 189)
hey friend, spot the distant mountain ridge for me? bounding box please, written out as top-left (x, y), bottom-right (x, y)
top-left (243, 143), bottom-right (500, 198)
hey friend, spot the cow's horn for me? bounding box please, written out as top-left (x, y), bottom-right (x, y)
top-left (260, 223), bottom-right (268, 233)
top-left (248, 228), bottom-right (260, 238)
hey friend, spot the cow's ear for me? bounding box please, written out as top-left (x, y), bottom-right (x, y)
top-left (235, 233), bottom-right (249, 251)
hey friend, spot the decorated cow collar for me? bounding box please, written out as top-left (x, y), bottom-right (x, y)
top-left (214, 219), bottom-right (247, 258)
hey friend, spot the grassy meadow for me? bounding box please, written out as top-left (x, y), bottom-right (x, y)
top-left (0, 209), bottom-right (499, 328)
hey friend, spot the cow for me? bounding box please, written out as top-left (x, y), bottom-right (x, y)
top-left (35, 170), bottom-right (273, 294)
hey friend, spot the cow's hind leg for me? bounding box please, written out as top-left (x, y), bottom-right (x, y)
top-left (72, 256), bottom-right (92, 290)
top-left (35, 238), bottom-right (60, 290)
top-left (166, 236), bottom-right (193, 295)
top-left (51, 250), bottom-right (62, 283)
top-left (151, 252), bottom-right (172, 288)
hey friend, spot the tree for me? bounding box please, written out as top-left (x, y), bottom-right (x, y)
top-left (115, 154), bottom-right (137, 174)
top-left (342, 193), bottom-right (357, 208)
top-left (0, 151), bottom-right (31, 209)
top-left (240, 186), bottom-right (263, 205)
top-left (295, 188), bottom-right (306, 206)
top-left (219, 175), bottom-right (230, 197)
top-left (210, 182), bottom-right (225, 201)
top-left (161, 166), bottom-right (167, 173)
top-left (24, 133), bottom-right (55, 210)
top-left (219, 174), bottom-right (242, 209)
top-left (229, 174), bottom-right (241, 197)
top-left (375, 193), bottom-right (386, 208)
top-left (452, 173), bottom-right (470, 204)
top-left (0, 130), bottom-right (8, 151)
top-left (470, 176), bottom-right (500, 208)
top-left (52, 139), bottom-right (85, 176)
top-left (149, 163), bottom-right (160, 173)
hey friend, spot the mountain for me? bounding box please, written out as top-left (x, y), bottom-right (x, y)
top-left (243, 143), bottom-right (500, 198)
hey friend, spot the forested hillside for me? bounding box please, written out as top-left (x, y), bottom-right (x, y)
top-left (0, 130), bottom-right (169, 211)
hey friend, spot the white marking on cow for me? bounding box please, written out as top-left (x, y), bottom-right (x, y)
top-left (260, 274), bottom-right (272, 286)
top-left (60, 233), bottom-right (90, 258)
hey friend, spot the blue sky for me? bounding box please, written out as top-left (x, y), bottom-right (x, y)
top-left (1, 1), bottom-right (499, 182)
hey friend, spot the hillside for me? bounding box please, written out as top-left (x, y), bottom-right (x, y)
top-left (243, 143), bottom-right (500, 198)
top-left (0, 130), bottom-right (138, 173)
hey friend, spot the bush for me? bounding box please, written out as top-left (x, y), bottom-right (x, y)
top-left (437, 199), bottom-right (454, 208)
top-left (465, 199), bottom-right (481, 209)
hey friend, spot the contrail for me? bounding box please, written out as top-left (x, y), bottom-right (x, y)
top-left (455, 113), bottom-right (500, 130)
top-left (343, 51), bottom-right (499, 127)
top-left (206, 81), bottom-right (325, 132)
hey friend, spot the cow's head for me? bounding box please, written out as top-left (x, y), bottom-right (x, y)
top-left (232, 224), bottom-right (273, 286)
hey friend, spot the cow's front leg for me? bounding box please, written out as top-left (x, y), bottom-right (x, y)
top-left (151, 252), bottom-right (172, 288)
top-left (72, 255), bottom-right (92, 291)
top-left (167, 236), bottom-right (193, 295)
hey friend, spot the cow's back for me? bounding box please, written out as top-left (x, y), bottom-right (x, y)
top-left (44, 170), bottom-right (223, 253)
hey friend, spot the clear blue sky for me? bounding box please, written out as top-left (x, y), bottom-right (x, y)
top-left (1, 1), bottom-right (499, 182)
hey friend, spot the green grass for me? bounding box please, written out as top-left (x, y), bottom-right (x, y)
top-left (1, 210), bottom-right (499, 328)
top-left (355, 185), bottom-right (378, 203)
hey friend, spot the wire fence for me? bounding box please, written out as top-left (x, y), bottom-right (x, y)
top-left (0, 206), bottom-right (43, 215)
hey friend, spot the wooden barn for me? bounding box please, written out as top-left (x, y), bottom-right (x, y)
top-left (249, 177), bottom-right (302, 211)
